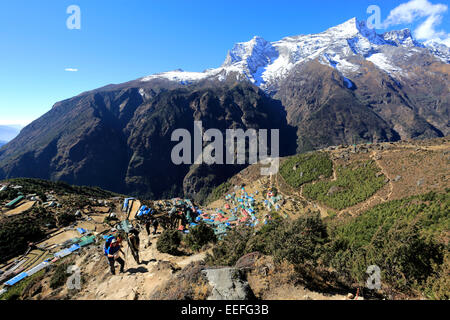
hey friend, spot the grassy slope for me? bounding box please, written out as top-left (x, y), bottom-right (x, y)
top-left (303, 160), bottom-right (386, 210)
top-left (280, 152), bottom-right (333, 188)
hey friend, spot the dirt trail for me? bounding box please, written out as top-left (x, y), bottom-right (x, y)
top-left (260, 284), bottom-right (348, 300)
top-left (328, 150), bottom-right (393, 216)
top-left (273, 167), bottom-right (330, 218)
top-left (371, 151), bottom-right (394, 201)
top-left (349, 150), bottom-right (394, 215)
top-left (72, 233), bottom-right (349, 300)
top-left (73, 231), bottom-right (207, 300)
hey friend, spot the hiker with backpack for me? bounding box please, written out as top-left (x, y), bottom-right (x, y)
top-left (151, 217), bottom-right (159, 235)
top-left (128, 228), bottom-right (140, 264)
top-left (145, 217), bottom-right (159, 236)
top-left (145, 219), bottom-right (151, 236)
top-left (104, 236), bottom-right (125, 275)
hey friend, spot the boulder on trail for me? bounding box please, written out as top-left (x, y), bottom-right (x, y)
top-left (202, 267), bottom-right (255, 300)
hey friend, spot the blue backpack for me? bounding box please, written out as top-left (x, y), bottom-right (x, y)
top-left (103, 235), bottom-right (115, 256)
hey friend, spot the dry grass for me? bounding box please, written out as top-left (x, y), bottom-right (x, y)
top-left (149, 261), bottom-right (211, 300)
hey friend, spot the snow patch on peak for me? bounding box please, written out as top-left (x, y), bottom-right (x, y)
top-left (223, 36), bottom-right (273, 65)
top-left (222, 36), bottom-right (278, 85)
top-left (424, 39), bottom-right (450, 63)
top-left (383, 29), bottom-right (423, 48)
top-left (367, 53), bottom-right (404, 75)
top-left (141, 69), bottom-right (213, 83)
top-left (324, 17), bottom-right (383, 44)
top-left (325, 17), bottom-right (360, 38)
top-left (321, 53), bottom-right (358, 87)
top-left (321, 52), bottom-right (359, 74)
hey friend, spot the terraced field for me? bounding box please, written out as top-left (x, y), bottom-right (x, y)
top-left (280, 152), bottom-right (333, 188)
top-left (302, 160), bottom-right (386, 210)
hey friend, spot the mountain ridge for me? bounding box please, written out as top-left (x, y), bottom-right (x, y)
top-left (0, 17), bottom-right (448, 200)
top-left (139, 17), bottom-right (449, 92)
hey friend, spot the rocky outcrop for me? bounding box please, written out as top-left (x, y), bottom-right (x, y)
top-left (276, 60), bottom-right (401, 153)
top-left (202, 267), bottom-right (255, 300)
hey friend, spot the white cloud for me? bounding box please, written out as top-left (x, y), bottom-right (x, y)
top-left (383, 0), bottom-right (450, 43)
top-left (0, 118), bottom-right (30, 126)
top-left (442, 37), bottom-right (450, 46)
top-left (65, 68), bottom-right (78, 72)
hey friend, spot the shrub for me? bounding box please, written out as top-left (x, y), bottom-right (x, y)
top-left (60, 195), bottom-right (93, 210)
top-left (205, 181), bottom-right (232, 204)
top-left (327, 221), bottom-right (444, 292)
top-left (157, 229), bottom-right (182, 255)
top-left (0, 216), bottom-right (46, 263)
top-left (1, 178), bottom-right (120, 199)
top-left (270, 213), bottom-right (328, 267)
top-left (423, 252), bottom-right (450, 300)
top-left (303, 160), bottom-right (385, 210)
top-left (150, 261), bottom-right (210, 300)
top-left (325, 191), bottom-right (449, 293)
top-left (56, 212), bottom-right (76, 227)
top-left (50, 261), bottom-right (73, 289)
top-left (330, 191), bottom-right (449, 247)
top-left (185, 223), bottom-right (217, 252)
top-left (0, 188), bottom-right (20, 201)
top-left (280, 152), bottom-right (333, 188)
top-left (0, 269), bottom-right (46, 300)
top-left (375, 223), bottom-right (443, 289)
top-left (205, 190), bottom-right (449, 298)
top-left (206, 213), bottom-right (328, 268)
top-left (245, 222), bottom-right (280, 255)
top-left (205, 227), bottom-right (253, 266)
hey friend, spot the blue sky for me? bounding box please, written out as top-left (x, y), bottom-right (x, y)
top-left (0, 0), bottom-right (448, 126)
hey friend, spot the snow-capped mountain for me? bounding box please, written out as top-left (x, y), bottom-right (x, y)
top-left (424, 39), bottom-right (450, 64)
top-left (382, 28), bottom-right (424, 47)
top-left (141, 17), bottom-right (449, 92)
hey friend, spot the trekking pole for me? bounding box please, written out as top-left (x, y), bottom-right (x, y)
top-left (126, 235), bottom-right (130, 262)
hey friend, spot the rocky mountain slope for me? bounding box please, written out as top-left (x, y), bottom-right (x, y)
top-left (0, 83), bottom-right (295, 200)
top-left (0, 18), bottom-right (448, 200)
